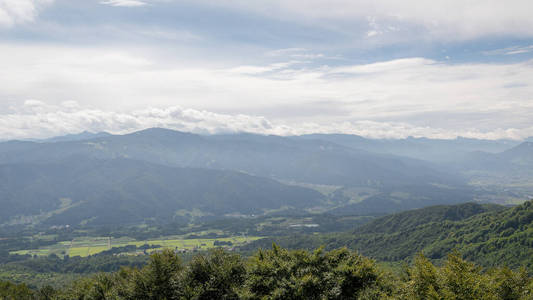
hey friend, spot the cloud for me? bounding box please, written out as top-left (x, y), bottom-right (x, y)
top-left (0, 44), bottom-right (532, 140)
top-left (200, 0), bottom-right (533, 40)
top-left (366, 30), bottom-right (379, 37)
top-left (1, 102), bottom-right (532, 141)
top-left (24, 99), bottom-right (46, 107)
top-left (0, 0), bottom-right (53, 27)
top-left (228, 61), bottom-right (303, 75)
top-left (265, 48), bottom-right (336, 63)
top-left (0, 103), bottom-right (277, 139)
top-left (484, 45), bottom-right (533, 56)
top-left (100, 0), bottom-right (146, 7)
top-left (137, 28), bottom-right (203, 41)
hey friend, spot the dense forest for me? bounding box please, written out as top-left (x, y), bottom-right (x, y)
top-left (1, 246), bottom-right (531, 299)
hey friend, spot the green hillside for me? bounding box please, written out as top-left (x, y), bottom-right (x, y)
top-left (246, 200), bottom-right (533, 269)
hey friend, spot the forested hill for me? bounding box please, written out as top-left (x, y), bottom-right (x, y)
top-left (353, 202), bottom-right (505, 235)
top-left (246, 200), bottom-right (533, 269)
top-left (0, 158), bottom-right (324, 226)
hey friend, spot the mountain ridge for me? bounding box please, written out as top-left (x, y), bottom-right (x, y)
top-left (0, 157), bottom-right (325, 226)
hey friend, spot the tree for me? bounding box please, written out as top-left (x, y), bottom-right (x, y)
top-left (0, 280), bottom-right (34, 300)
top-left (129, 249), bottom-right (183, 300)
top-left (180, 248), bottom-right (246, 299)
top-left (246, 244), bottom-right (388, 299)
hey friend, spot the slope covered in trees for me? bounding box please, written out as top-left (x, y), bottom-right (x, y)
top-left (246, 200), bottom-right (533, 269)
top-left (0, 158), bottom-right (324, 225)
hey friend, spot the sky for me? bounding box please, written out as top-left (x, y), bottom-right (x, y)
top-left (0, 0), bottom-right (533, 140)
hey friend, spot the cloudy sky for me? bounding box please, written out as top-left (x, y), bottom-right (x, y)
top-left (1, 0), bottom-right (533, 140)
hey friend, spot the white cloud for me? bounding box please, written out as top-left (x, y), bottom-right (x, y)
top-left (266, 48), bottom-right (308, 57)
top-left (366, 30), bottom-right (379, 37)
top-left (484, 45), bottom-right (533, 56)
top-left (228, 61), bottom-right (302, 75)
top-left (0, 0), bottom-right (53, 27)
top-left (200, 0), bottom-right (533, 40)
top-left (137, 28), bottom-right (203, 41)
top-left (100, 0), bottom-right (147, 7)
top-left (24, 99), bottom-right (46, 107)
top-left (1, 103), bottom-right (532, 141)
top-left (0, 44), bottom-right (532, 140)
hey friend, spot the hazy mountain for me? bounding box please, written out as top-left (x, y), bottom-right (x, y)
top-left (452, 141), bottom-right (533, 182)
top-left (0, 158), bottom-right (325, 226)
top-left (0, 128), bottom-right (461, 188)
top-left (327, 184), bottom-right (478, 216)
top-left (0, 128), bottom-right (499, 222)
top-left (500, 141), bottom-right (533, 165)
top-left (39, 131), bottom-right (111, 143)
top-left (296, 134), bottom-right (519, 163)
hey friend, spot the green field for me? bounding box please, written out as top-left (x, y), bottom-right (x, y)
top-left (12, 235), bottom-right (262, 258)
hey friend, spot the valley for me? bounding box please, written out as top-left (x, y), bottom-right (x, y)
top-left (0, 129), bottom-right (531, 296)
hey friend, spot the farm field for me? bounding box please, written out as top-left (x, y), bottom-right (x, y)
top-left (11, 235), bottom-right (262, 258)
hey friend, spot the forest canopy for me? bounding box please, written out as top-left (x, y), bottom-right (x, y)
top-left (1, 245), bottom-right (531, 300)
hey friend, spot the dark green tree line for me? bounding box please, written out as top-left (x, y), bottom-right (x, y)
top-left (1, 246), bottom-right (531, 300)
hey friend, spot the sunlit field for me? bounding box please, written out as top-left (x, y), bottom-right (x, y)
top-left (12, 236), bottom-right (262, 258)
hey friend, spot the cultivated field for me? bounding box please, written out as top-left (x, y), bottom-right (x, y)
top-left (12, 235), bottom-right (261, 257)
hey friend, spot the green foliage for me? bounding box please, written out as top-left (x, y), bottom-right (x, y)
top-left (400, 252), bottom-right (533, 300)
top-left (129, 249), bottom-right (183, 300)
top-left (180, 249), bottom-right (246, 299)
top-left (247, 200), bottom-right (533, 270)
top-left (246, 244), bottom-right (390, 299)
top-left (0, 280), bottom-right (34, 300)
top-left (12, 254), bottom-right (147, 274)
top-left (1, 246), bottom-right (532, 300)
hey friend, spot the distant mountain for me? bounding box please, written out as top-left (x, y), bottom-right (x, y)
top-left (452, 141), bottom-right (533, 185)
top-left (327, 184), bottom-right (478, 216)
top-left (39, 131), bottom-right (112, 143)
top-left (500, 141), bottom-right (533, 165)
top-left (247, 201), bottom-right (533, 269)
top-left (0, 158), bottom-right (325, 226)
top-left (458, 141), bottom-right (533, 167)
top-left (0, 128), bottom-right (461, 188)
top-left (0, 128), bottom-right (490, 221)
top-left (296, 134), bottom-right (519, 163)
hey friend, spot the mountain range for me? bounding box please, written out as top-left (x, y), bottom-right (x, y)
top-left (0, 128), bottom-right (531, 227)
